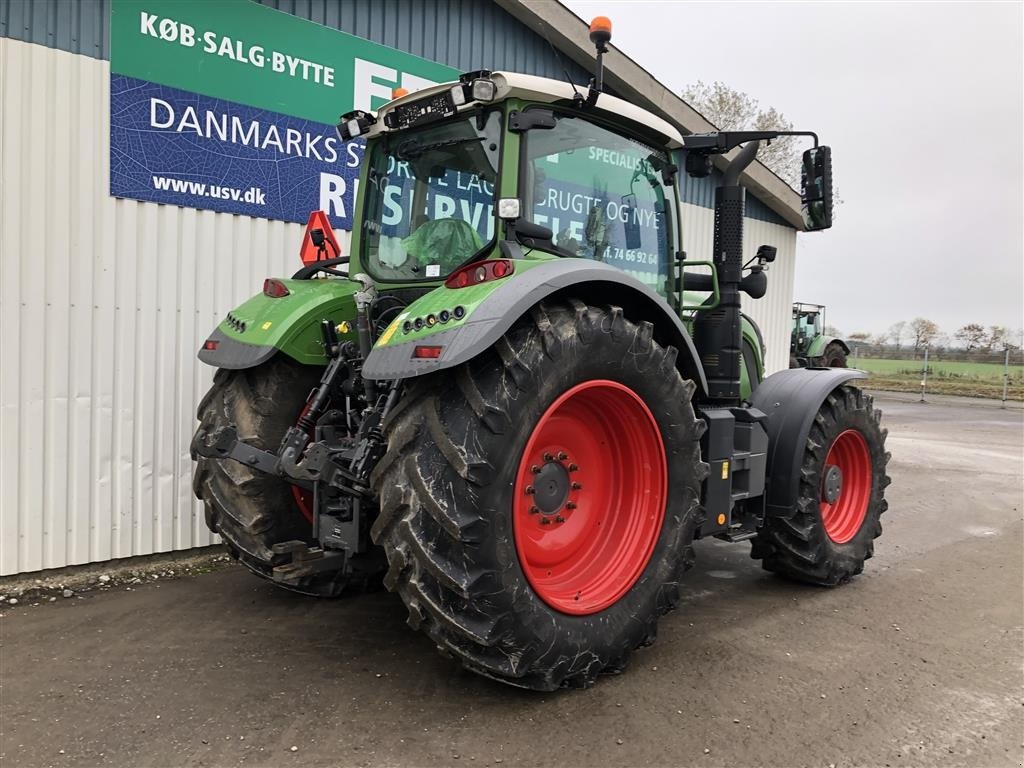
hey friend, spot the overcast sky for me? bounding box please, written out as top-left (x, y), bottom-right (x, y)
top-left (565, 0), bottom-right (1024, 339)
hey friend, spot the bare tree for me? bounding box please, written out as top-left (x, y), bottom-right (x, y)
top-left (954, 323), bottom-right (987, 351)
top-left (985, 325), bottom-right (1014, 352)
top-left (682, 80), bottom-right (800, 187)
top-left (888, 321), bottom-right (907, 352)
top-left (910, 317), bottom-right (940, 357)
top-left (824, 325), bottom-right (842, 337)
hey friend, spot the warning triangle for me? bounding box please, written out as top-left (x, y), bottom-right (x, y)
top-left (299, 210), bottom-right (342, 266)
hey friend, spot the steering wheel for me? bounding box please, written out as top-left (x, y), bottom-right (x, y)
top-left (291, 257), bottom-right (349, 280)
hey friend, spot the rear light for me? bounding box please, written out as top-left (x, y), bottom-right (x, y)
top-left (202, 339), bottom-right (219, 351)
top-left (444, 259), bottom-right (515, 289)
top-left (412, 345), bottom-right (443, 359)
top-left (263, 278), bottom-right (290, 298)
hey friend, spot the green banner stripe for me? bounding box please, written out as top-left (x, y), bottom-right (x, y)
top-left (110, 0), bottom-right (459, 124)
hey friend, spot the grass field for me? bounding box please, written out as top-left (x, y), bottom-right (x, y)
top-left (853, 357), bottom-right (1024, 400)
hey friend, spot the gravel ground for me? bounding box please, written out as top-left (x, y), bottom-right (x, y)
top-left (1, 393), bottom-right (1021, 768)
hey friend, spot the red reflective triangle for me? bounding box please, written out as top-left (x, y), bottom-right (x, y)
top-left (298, 210), bottom-right (342, 266)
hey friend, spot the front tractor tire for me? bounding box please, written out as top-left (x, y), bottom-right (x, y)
top-left (370, 300), bottom-right (705, 690)
top-left (752, 385), bottom-right (890, 585)
top-left (191, 356), bottom-right (353, 597)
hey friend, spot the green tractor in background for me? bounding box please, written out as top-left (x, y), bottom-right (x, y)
top-left (191, 18), bottom-right (889, 690)
top-left (791, 301), bottom-right (850, 368)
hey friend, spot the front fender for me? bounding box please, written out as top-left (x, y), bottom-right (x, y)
top-left (748, 367), bottom-right (868, 517)
top-left (362, 257), bottom-right (708, 395)
top-left (198, 278), bottom-right (359, 369)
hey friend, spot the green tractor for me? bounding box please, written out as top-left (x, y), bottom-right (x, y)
top-left (791, 301), bottom-right (850, 368)
top-left (192, 20), bottom-right (889, 690)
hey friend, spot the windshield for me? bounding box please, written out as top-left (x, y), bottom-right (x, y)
top-left (360, 110), bottom-right (502, 281)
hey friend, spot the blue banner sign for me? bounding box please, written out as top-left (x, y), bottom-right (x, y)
top-left (110, 75), bottom-right (363, 228)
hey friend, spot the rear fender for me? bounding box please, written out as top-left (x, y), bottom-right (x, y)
top-left (198, 279), bottom-right (359, 370)
top-left (748, 367), bottom-right (868, 516)
top-left (362, 258), bottom-right (708, 396)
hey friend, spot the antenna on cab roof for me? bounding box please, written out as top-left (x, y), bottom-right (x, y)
top-left (584, 16), bottom-right (612, 107)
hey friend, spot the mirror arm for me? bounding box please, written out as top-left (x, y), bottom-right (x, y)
top-left (683, 130), bottom-right (819, 155)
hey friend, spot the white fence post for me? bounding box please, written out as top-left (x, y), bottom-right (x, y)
top-left (920, 347), bottom-right (929, 402)
top-left (1002, 348), bottom-right (1010, 408)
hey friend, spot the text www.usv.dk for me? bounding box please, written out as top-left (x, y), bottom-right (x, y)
top-left (151, 175), bottom-right (267, 204)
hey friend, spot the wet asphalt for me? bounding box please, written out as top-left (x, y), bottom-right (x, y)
top-left (1, 393), bottom-right (1022, 768)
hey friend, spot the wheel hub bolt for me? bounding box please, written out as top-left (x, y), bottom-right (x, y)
top-left (531, 465), bottom-right (541, 474)
top-left (555, 515), bottom-right (565, 523)
top-left (557, 451), bottom-right (568, 461)
top-left (566, 501), bottom-right (577, 510)
top-left (543, 452), bottom-right (554, 461)
top-left (525, 485), bottom-right (535, 495)
top-left (540, 518), bottom-right (551, 525)
top-left (568, 463), bottom-right (579, 472)
top-left (529, 506), bottom-right (539, 514)
top-left (571, 482), bottom-right (582, 490)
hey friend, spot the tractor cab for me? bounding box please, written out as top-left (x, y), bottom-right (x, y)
top-left (338, 69), bottom-right (808, 398)
top-left (339, 69), bottom-right (688, 305)
top-left (792, 302), bottom-right (826, 356)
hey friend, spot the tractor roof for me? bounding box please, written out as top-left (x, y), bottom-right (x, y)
top-left (370, 71), bottom-right (686, 150)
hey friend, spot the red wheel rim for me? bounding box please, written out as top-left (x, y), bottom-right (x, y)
top-left (290, 402), bottom-right (315, 523)
top-left (819, 429), bottom-right (872, 544)
top-left (512, 380), bottom-right (667, 615)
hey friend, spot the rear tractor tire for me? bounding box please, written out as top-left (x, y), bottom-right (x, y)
top-left (370, 299), bottom-right (706, 690)
top-left (751, 385), bottom-right (890, 585)
top-left (192, 356), bottom-right (356, 597)
top-left (822, 342), bottom-right (848, 368)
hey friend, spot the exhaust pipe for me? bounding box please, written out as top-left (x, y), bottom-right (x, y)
top-left (693, 141), bottom-right (760, 405)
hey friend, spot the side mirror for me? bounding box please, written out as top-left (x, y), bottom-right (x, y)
top-left (801, 146), bottom-right (833, 231)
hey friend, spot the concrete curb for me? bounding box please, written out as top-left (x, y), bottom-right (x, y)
top-left (0, 546), bottom-right (234, 605)
top-left (866, 389), bottom-right (1024, 411)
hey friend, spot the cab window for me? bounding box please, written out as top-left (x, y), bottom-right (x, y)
top-left (361, 110), bottom-right (502, 282)
top-left (521, 112), bottom-right (676, 297)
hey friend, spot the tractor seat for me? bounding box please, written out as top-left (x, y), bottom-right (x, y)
top-left (402, 218), bottom-right (483, 273)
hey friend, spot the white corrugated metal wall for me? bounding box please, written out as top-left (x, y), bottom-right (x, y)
top-left (679, 202), bottom-right (798, 375)
top-left (0, 39), bottom-right (354, 575)
top-left (0, 37), bottom-right (796, 577)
